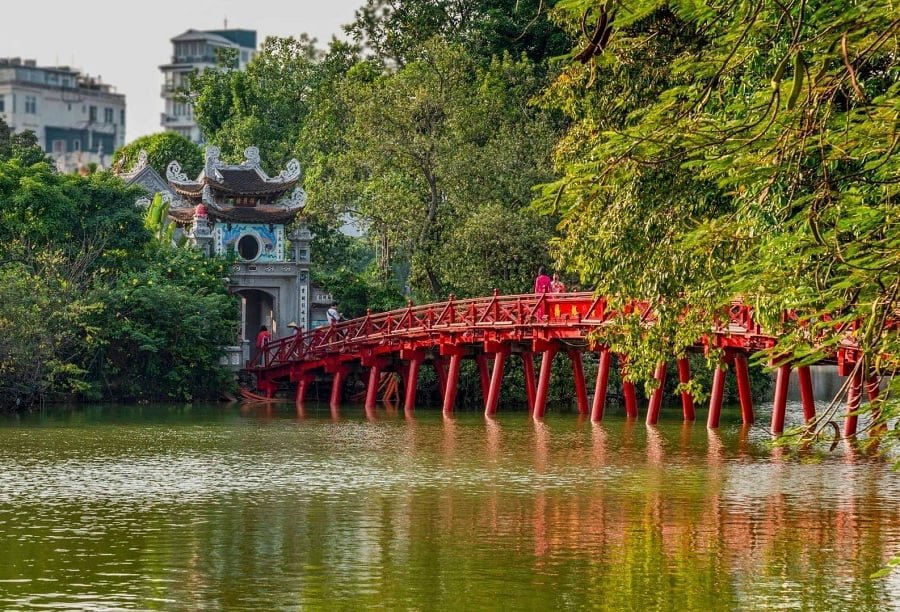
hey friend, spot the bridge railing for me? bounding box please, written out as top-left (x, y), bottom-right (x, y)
top-left (248, 291), bottom-right (767, 371)
top-left (252, 292), bottom-right (605, 369)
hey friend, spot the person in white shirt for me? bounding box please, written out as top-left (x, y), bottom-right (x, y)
top-left (326, 303), bottom-right (344, 325)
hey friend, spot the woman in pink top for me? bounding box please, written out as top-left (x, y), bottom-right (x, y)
top-left (534, 267), bottom-right (552, 293)
top-left (534, 267), bottom-right (552, 320)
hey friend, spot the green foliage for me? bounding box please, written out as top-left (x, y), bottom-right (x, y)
top-left (0, 117), bottom-right (48, 166)
top-left (90, 246), bottom-right (238, 401)
top-left (440, 203), bottom-right (554, 295)
top-left (308, 220), bottom-right (406, 318)
top-left (306, 40), bottom-right (560, 300)
top-left (111, 132), bottom-right (203, 179)
top-left (143, 193), bottom-right (176, 245)
top-left (0, 151), bottom-right (239, 408)
top-left (0, 248), bottom-right (105, 405)
top-left (0, 158), bottom-right (146, 269)
top-left (345, 0), bottom-right (570, 66)
top-left (188, 36), bottom-right (358, 170)
top-left (540, 0), bottom-right (898, 438)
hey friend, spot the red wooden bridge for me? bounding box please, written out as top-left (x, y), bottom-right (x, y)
top-left (248, 291), bottom-right (876, 436)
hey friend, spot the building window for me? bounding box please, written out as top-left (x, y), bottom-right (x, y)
top-left (237, 235), bottom-right (260, 261)
top-left (104, 108), bottom-right (114, 123)
top-left (89, 105), bottom-right (97, 122)
top-left (52, 140), bottom-right (65, 154)
top-left (120, 110), bottom-right (125, 125)
top-left (24, 95), bottom-right (36, 114)
top-left (72, 139), bottom-right (81, 151)
top-left (0, 96), bottom-right (4, 113)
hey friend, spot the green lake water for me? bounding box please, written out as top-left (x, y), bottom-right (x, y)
top-left (0, 403), bottom-right (897, 610)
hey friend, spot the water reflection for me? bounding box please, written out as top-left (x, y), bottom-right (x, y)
top-left (0, 405), bottom-right (897, 610)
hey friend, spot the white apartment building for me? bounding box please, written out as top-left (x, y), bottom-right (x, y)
top-left (0, 58), bottom-right (125, 173)
top-left (160, 29), bottom-right (257, 143)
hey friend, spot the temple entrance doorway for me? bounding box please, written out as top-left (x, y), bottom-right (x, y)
top-left (238, 289), bottom-right (276, 342)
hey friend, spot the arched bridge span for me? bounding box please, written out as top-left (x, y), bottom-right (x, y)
top-left (248, 291), bottom-right (873, 436)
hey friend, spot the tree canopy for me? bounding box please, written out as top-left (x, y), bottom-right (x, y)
top-left (111, 131), bottom-right (203, 179)
top-left (0, 130), bottom-right (238, 407)
top-left (539, 0), bottom-right (898, 436)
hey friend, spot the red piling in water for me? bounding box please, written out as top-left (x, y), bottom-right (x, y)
top-left (797, 365), bottom-right (816, 422)
top-left (646, 361), bottom-right (667, 425)
top-left (364, 363), bottom-right (383, 411)
top-left (329, 368), bottom-right (346, 410)
top-left (485, 345), bottom-right (510, 416)
top-left (623, 380), bottom-right (638, 419)
top-left (677, 357), bottom-right (695, 421)
top-left (734, 353), bottom-right (754, 425)
top-left (404, 354), bottom-right (422, 412)
top-left (569, 350), bottom-right (589, 416)
top-left (533, 347), bottom-right (557, 419)
top-left (442, 352), bottom-right (463, 415)
top-left (771, 363), bottom-right (790, 435)
top-left (522, 352), bottom-right (536, 413)
top-left (844, 369), bottom-right (863, 437)
top-left (295, 375), bottom-right (310, 405)
top-left (591, 347), bottom-right (611, 422)
top-left (707, 364), bottom-right (726, 429)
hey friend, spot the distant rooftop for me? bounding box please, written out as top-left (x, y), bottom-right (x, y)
top-left (170, 28), bottom-right (256, 49)
top-left (0, 57), bottom-right (120, 94)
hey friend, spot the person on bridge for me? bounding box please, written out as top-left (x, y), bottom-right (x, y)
top-left (551, 273), bottom-right (566, 293)
top-left (326, 303), bottom-right (345, 325)
top-left (255, 325), bottom-right (271, 366)
top-left (534, 267), bottom-right (553, 320)
top-left (534, 267), bottom-right (552, 293)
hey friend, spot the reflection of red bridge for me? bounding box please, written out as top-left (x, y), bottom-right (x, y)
top-left (249, 291), bottom-right (875, 435)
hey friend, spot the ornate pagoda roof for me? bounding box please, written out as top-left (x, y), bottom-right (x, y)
top-left (165, 146), bottom-right (306, 225)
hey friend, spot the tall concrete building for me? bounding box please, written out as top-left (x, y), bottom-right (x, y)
top-left (0, 57), bottom-right (125, 173)
top-left (160, 29), bottom-right (257, 143)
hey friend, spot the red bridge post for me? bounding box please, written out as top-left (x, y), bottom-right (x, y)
top-left (591, 347), bottom-right (611, 422)
top-left (402, 349), bottom-right (424, 412)
top-left (844, 369), bottom-right (863, 437)
top-left (442, 346), bottom-right (465, 415)
top-left (734, 352), bottom-right (754, 425)
top-left (771, 363), bottom-right (791, 435)
top-left (619, 354), bottom-right (638, 419)
top-left (623, 380), bottom-right (638, 419)
top-left (677, 357), bottom-right (695, 421)
top-left (533, 343), bottom-right (557, 420)
top-left (646, 361), bottom-right (667, 425)
top-left (363, 357), bottom-right (388, 411)
top-left (707, 362), bottom-right (726, 429)
top-left (797, 365), bottom-right (816, 422)
top-left (484, 343), bottom-right (510, 416)
top-left (328, 365), bottom-right (348, 411)
top-left (295, 374), bottom-right (312, 405)
top-left (568, 350), bottom-right (589, 416)
top-left (521, 352), bottom-right (536, 413)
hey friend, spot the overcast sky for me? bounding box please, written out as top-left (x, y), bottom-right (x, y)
top-left (1, 0), bottom-right (362, 142)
